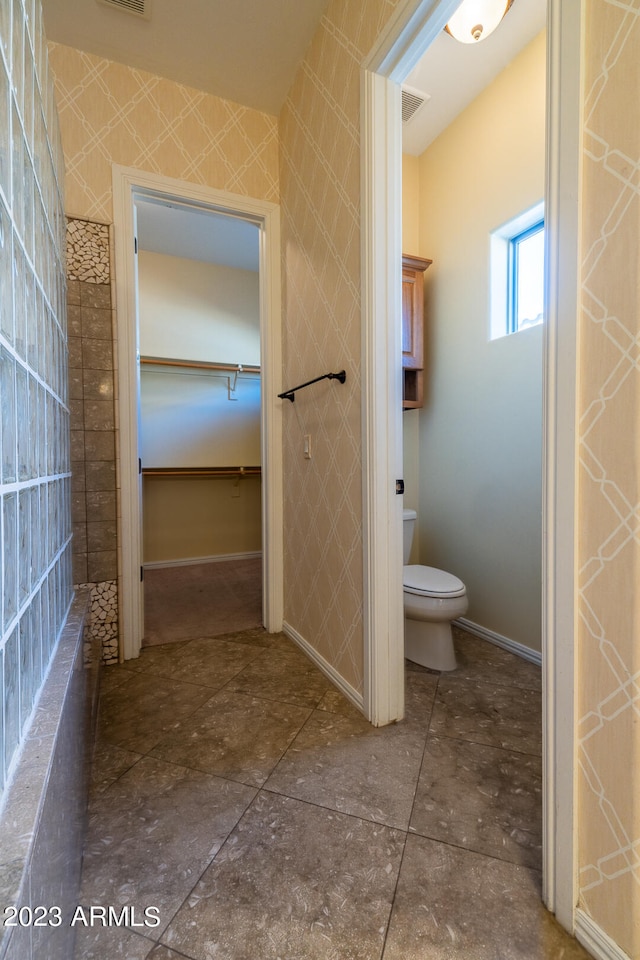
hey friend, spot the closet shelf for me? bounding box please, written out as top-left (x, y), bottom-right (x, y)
top-left (140, 356), bottom-right (261, 374)
top-left (142, 466), bottom-right (261, 478)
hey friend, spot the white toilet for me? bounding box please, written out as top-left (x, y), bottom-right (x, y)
top-left (403, 509), bottom-right (468, 671)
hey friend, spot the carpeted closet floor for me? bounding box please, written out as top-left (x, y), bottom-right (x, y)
top-left (143, 557), bottom-right (263, 645)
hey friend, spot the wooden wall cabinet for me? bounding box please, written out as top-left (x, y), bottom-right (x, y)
top-left (402, 254), bottom-right (431, 409)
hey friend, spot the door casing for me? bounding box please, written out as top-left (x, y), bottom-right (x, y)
top-left (112, 166), bottom-right (283, 660)
top-left (360, 0), bottom-right (582, 933)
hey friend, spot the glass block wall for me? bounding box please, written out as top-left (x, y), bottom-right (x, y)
top-left (0, 0), bottom-right (71, 796)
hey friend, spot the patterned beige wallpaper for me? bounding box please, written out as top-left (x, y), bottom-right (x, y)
top-left (279, 0), bottom-right (400, 694)
top-left (46, 5), bottom-right (638, 951)
top-left (47, 42), bottom-right (279, 222)
top-left (578, 1), bottom-right (640, 955)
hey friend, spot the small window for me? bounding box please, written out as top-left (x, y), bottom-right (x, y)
top-left (509, 219), bottom-right (544, 333)
top-left (490, 202), bottom-right (544, 340)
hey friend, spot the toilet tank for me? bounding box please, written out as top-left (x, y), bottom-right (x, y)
top-left (403, 509), bottom-right (416, 564)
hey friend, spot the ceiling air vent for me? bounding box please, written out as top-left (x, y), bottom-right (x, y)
top-left (401, 85), bottom-right (431, 124)
top-left (97, 0), bottom-right (150, 19)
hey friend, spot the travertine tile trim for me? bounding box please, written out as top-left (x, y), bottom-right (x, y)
top-left (66, 219), bottom-right (110, 283)
top-left (75, 580), bottom-right (119, 664)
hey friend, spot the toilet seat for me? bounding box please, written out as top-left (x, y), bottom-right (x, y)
top-left (403, 564), bottom-right (466, 599)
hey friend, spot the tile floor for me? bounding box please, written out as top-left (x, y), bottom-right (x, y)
top-left (74, 626), bottom-right (592, 960)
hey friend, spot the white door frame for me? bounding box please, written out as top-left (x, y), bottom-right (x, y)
top-left (112, 165), bottom-right (283, 661)
top-left (361, 0), bottom-right (582, 932)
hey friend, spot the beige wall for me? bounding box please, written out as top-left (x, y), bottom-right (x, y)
top-left (48, 46), bottom-right (275, 571)
top-left (402, 152), bottom-right (421, 545)
top-left (48, 43), bottom-right (279, 222)
top-left (138, 251), bottom-right (262, 563)
top-left (138, 251), bottom-right (261, 468)
top-left (402, 153), bottom-right (421, 254)
top-left (405, 32), bottom-right (546, 654)
top-left (279, 0), bottom-right (403, 694)
top-left (143, 476), bottom-right (261, 564)
top-left (138, 252), bottom-right (261, 364)
top-left (577, 2), bottom-right (640, 953)
top-left (49, 3), bottom-right (640, 952)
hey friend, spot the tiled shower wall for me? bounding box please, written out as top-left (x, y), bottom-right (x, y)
top-left (67, 217), bottom-right (118, 663)
top-left (0, 0), bottom-right (71, 795)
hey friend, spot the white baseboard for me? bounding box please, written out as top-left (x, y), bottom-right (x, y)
top-left (455, 617), bottom-right (542, 666)
top-left (575, 909), bottom-right (630, 960)
top-left (144, 551), bottom-right (262, 570)
top-left (282, 621), bottom-right (364, 713)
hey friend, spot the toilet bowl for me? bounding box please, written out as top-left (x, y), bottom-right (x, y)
top-left (403, 509), bottom-right (468, 671)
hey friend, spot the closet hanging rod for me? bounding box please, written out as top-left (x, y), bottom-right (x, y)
top-left (142, 466), bottom-right (261, 478)
top-left (140, 356), bottom-right (261, 374)
top-left (278, 370), bottom-right (346, 403)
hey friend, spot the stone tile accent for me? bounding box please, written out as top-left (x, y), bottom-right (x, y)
top-left (67, 217), bottom-right (119, 663)
top-left (66, 220), bottom-right (110, 283)
top-left (76, 580), bottom-right (118, 665)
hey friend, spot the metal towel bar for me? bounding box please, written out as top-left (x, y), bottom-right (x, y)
top-left (278, 370), bottom-right (346, 403)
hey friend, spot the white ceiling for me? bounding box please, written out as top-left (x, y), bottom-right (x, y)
top-left (43, 0), bottom-right (546, 266)
top-left (41, 0), bottom-right (331, 115)
top-left (402, 0), bottom-right (546, 155)
top-left (136, 199), bottom-right (260, 271)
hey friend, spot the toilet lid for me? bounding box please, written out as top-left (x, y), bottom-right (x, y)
top-left (403, 564), bottom-right (466, 598)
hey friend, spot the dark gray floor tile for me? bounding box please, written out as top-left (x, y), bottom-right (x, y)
top-left (80, 756), bottom-right (256, 934)
top-left (225, 642), bottom-right (333, 708)
top-left (430, 677), bottom-right (542, 755)
top-left (146, 946), bottom-right (194, 960)
top-left (99, 661), bottom-right (138, 692)
top-left (123, 634), bottom-right (265, 689)
top-left (161, 791), bottom-right (405, 960)
top-left (89, 740), bottom-right (143, 796)
top-left (265, 706), bottom-right (427, 829)
top-left (382, 835), bottom-right (592, 960)
top-left (316, 686), bottom-right (366, 720)
top-left (150, 688), bottom-right (312, 786)
top-left (74, 924), bottom-right (156, 960)
top-left (410, 735), bottom-right (542, 868)
top-left (452, 628), bottom-right (542, 691)
top-left (211, 626), bottom-right (275, 647)
top-left (404, 669), bottom-right (439, 725)
top-left (96, 672), bottom-right (215, 754)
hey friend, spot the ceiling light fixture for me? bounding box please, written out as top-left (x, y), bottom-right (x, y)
top-left (445, 0), bottom-right (515, 43)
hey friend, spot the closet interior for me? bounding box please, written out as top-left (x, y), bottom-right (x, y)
top-left (136, 203), bottom-right (263, 645)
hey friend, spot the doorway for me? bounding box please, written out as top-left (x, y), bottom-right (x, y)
top-left (135, 197), bottom-right (263, 645)
top-left (361, 0), bottom-right (581, 934)
top-left (112, 166), bottom-right (284, 662)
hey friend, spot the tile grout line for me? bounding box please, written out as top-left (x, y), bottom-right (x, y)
top-left (378, 671), bottom-right (440, 960)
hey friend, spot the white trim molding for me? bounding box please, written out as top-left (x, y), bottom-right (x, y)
top-left (360, 0), bottom-right (584, 939)
top-left (360, 67), bottom-right (406, 727)
top-left (112, 166), bottom-right (283, 659)
top-left (456, 618), bottom-right (542, 667)
top-left (542, 0), bottom-right (583, 927)
top-left (575, 911), bottom-right (632, 960)
top-left (283, 622), bottom-right (364, 714)
top-left (360, 0), bottom-right (463, 729)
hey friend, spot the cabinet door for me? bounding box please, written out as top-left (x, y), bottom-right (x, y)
top-left (402, 254), bottom-right (431, 409)
top-left (402, 268), bottom-right (422, 369)
top-left (401, 255), bottom-right (431, 370)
